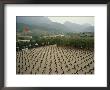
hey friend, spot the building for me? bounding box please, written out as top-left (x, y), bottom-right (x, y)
top-left (43, 34), bottom-right (64, 38)
top-left (17, 26), bottom-right (32, 42)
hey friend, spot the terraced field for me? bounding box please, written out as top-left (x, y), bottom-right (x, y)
top-left (16, 45), bottom-right (94, 74)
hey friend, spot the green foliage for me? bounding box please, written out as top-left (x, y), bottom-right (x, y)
top-left (16, 34), bottom-right (94, 51)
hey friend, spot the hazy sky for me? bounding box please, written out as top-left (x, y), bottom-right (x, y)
top-left (47, 16), bottom-right (94, 25)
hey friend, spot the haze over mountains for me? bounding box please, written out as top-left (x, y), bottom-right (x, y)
top-left (16, 16), bottom-right (94, 34)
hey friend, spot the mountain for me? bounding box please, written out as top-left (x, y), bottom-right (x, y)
top-left (63, 21), bottom-right (94, 32)
top-left (16, 16), bottom-right (94, 34)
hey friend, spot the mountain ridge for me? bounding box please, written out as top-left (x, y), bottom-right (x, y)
top-left (16, 16), bottom-right (94, 34)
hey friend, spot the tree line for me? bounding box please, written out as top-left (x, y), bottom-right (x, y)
top-left (16, 36), bottom-right (94, 51)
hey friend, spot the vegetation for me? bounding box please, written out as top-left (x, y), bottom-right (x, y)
top-left (16, 17), bottom-right (94, 74)
top-left (16, 45), bottom-right (94, 74)
top-left (16, 33), bottom-right (94, 51)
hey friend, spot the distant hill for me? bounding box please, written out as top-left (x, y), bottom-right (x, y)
top-left (16, 16), bottom-right (94, 34)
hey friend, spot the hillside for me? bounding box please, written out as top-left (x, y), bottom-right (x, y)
top-left (16, 16), bottom-right (94, 35)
